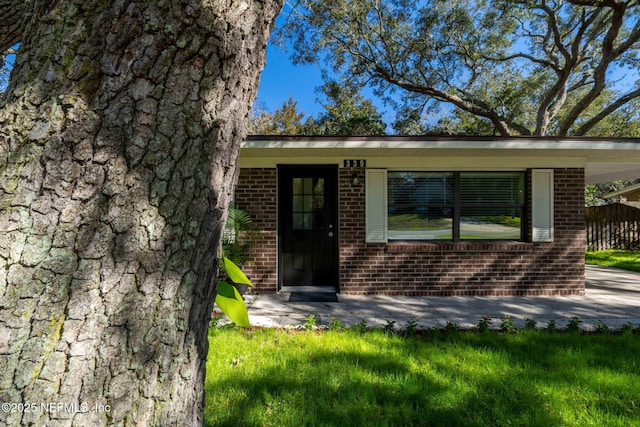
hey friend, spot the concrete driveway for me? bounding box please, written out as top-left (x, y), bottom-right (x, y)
top-left (246, 264), bottom-right (640, 331)
top-left (585, 264), bottom-right (640, 295)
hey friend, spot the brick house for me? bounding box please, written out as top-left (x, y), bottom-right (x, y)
top-left (234, 136), bottom-right (640, 296)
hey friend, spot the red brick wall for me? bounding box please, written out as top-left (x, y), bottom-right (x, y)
top-left (233, 168), bottom-right (278, 292)
top-left (236, 167), bottom-right (586, 296)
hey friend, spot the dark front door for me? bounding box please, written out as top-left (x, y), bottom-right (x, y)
top-left (279, 166), bottom-right (338, 288)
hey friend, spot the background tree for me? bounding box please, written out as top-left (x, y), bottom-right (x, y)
top-left (585, 179), bottom-right (640, 206)
top-left (283, 0), bottom-right (640, 136)
top-left (415, 88), bottom-right (640, 136)
top-left (249, 81), bottom-right (387, 135)
top-left (0, 1), bottom-right (282, 425)
top-left (314, 80), bottom-right (387, 135)
top-left (249, 96), bottom-right (318, 134)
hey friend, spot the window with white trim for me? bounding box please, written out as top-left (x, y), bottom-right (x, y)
top-left (387, 171), bottom-right (526, 241)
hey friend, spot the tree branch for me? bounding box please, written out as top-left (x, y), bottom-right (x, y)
top-left (574, 87), bottom-right (640, 135)
top-left (532, 1), bottom-right (597, 135)
top-left (559, 1), bottom-right (639, 134)
top-left (375, 68), bottom-right (531, 136)
top-left (540, 0), bottom-right (573, 65)
top-left (479, 51), bottom-right (559, 71)
top-left (567, 0), bottom-right (622, 7)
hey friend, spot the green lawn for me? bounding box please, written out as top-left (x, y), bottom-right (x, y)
top-left (586, 250), bottom-right (640, 272)
top-left (206, 328), bottom-right (640, 427)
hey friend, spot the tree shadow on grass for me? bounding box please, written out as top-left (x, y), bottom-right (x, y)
top-left (207, 350), bottom-right (457, 426)
top-left (434, 332), bottom-right (640, 426)
top-left (202, 330), bottom-right (638, 426)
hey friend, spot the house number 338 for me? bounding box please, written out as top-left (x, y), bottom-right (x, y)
top-left (343, 160), bottom-right (366, 167)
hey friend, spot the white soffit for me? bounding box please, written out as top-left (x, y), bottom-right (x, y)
top-left (241, 136), bottom-right (640, 183)
top-left (585, 163), bottom-right (640, 184)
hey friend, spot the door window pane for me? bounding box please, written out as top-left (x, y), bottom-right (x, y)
top-left (303, 177), bottom-right (313, 194)
top-left (292, 177), bottom-right (325, 230)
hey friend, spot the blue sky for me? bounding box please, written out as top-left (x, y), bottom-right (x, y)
top-left (254, 40), bottom-right (394, 127)
top-left (253, 5), bottom-right (328, 120)
top-left (253, 6), bottom-right (393, 124)
top-left (254, 43), bottom-right (325, 119)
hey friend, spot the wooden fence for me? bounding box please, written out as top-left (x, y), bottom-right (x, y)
top-left (586, 203), bottom-right (640, 251)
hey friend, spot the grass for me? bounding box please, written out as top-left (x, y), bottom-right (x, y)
top-left (585, 250), bottom-right (640, 272)
top-left (206, 328), bottom-right (640, 427)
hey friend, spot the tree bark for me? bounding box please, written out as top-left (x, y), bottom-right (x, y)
top-left (0, 1), bottom-right (281, 425)
top-left (0, 0), bottom-right (29, 54)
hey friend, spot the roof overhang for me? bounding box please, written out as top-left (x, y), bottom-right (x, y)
top-left (241, 136), bottom-right (640, 184)
top-left (604, 182), bottom-right (640, 201)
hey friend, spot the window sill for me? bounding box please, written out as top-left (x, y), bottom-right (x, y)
top-left (385, 241), bottom-right (535, 253)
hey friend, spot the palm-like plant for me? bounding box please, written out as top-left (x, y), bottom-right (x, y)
top-left (215, 207), bottom-right (262, 326)
top-left (221, 207), bottom-right (261, 267)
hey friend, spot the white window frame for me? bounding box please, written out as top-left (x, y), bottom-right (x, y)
top-left (365, 169), bottom-right (554, 243)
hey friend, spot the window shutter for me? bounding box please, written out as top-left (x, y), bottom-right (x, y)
top-left (532, 169), bottom-right (554, 242)
top-left (366, 169), bottom-right (387, 243)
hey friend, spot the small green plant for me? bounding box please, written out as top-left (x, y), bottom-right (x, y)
top-left (566, 316), bottom-right (583, 333)
top-left (545, 320), bottom-right (557, 333)
top-left (595, 320), bottom-right (610, 334)
top-left (210, 311), bottom-right (222, 328)
top-left (352, 319), bottom-right (368, 334)
top-left (304, 314), bottom-right (317, 330)
top-left (222, 207), bottom-right (262, 267)
top-left (477, 316), bottom-right (492, 333)
top-left (328, 318), bottom-right (343, 331)
top-left (444, 321), bottom-right (459, 335)
top-left (524, 318), bottom-right (537, 331)
top-left (620, 322), bottom-right (635, 335)
top-left (404, 319), bottom-right (418, 337)
top-left (382, 319), bottom-right (396, 335)
top-left (423, 326), bottom-right (440, 338)
top-left (215, 256), bottom-right (253, 328)
top-left (500, 315), bottom-right (515, 333)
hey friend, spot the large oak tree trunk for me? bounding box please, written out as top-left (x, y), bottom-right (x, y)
top-left (0, 1), bottom-right (281, 425)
